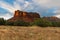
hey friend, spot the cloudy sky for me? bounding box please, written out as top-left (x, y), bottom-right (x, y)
top-left (0, 0), bottom-right (60, 19)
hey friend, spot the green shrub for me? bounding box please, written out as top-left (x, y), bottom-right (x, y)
top-left (14, 20), bottom-right (30, 26)
top-left (33, 18), bottom-right (52, 27)
top-left (0, 18), bottom-right (6, 25)
top-left (5, 21), bottom-right (14, 26)
top-left (51, 22), bottom-right (60, 27)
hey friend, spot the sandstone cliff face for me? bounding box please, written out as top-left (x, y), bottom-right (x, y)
top-left (8, 10), bottom-right (40, 22)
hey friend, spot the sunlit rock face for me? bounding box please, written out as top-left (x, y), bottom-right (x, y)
top-left (14, 10), bottom-right (23, 17)
top-left (8, 10), bottom-right (40, 22)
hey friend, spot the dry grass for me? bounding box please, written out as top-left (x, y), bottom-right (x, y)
top-left (0, 26), bottom-right (60, 40)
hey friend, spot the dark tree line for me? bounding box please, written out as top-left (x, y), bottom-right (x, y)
top-left (0, 18), bottom-right (60, 27)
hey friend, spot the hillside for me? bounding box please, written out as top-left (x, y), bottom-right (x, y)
top-left (0, 26), bottom-right (60, 40)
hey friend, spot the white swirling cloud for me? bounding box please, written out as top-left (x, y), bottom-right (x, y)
top-left (0, 0), bottom-right (60, 19)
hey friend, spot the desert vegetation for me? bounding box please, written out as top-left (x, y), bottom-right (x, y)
top-left (0, 18), bottom-right (60, 40)
top-left (0, 18), bottom-right (60, 27)
top-left (0, 26), bottom-right (60, 40)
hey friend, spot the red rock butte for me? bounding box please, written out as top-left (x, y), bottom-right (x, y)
top-left (8, 10), bottom-right (40, 22)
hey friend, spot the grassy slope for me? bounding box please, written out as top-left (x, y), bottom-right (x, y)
top-left (0, 26), bottom-right (60, 40)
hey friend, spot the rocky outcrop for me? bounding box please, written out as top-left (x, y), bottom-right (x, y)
top-left (8, 10), bottom-right (40, 22)
top-left (43, 16), bottom-right (60, 22)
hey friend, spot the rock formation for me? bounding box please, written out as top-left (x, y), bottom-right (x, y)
top-left (8, 10), bottom-right (40, 22)
top-left (43, 16), bottom-right (60, 22)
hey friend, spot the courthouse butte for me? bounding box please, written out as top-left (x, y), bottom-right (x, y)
top-left (8, 10), bottom-right (40, 22)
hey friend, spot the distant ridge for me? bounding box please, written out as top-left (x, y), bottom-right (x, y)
top-left (43, 16), bottom-right (60, 22)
